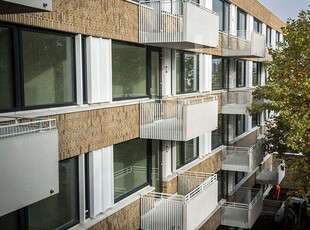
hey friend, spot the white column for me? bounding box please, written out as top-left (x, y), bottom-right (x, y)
top-left (171, 141), bottom-right (177, 172)
top-left (228, 58), bottom-right (236, 89)
top-left (271, 29), bottom-right (276, 48)
top-left (261, 63), bottom-right (266, 86)
top-left (202, 0), bottom-right (212, 9)
top-left (78, 154), bottom-right (86, 223)
top-left (89, 146), bottom-right (113, 218)
top-left (171, 50), bottom-right (177, 96)
top-left (247, 15), bottom-right (254, 40)
top-left (227, 171), bottom-right (235, 193)
top-left (162, 48), bottom-right (172, 96)
top-left (230, 5), bottom-right (237, 35)
top-left (86, 36), bottom-right (112, 103)
top-left (199, 54), bottom-right (212, 92)
top-left (247, 61), bottom-right (253, 87)
top-left (75, 35), bottom-right (83, 105)
top-left (162, 141), bottom-right (172, 178)
top-left (245, 114), bottom-right (251, 132)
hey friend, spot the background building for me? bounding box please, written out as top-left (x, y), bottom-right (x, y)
top-left (0, 0), bottom-right (286, 229)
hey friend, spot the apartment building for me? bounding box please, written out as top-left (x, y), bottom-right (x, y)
top-left (0, 0), bottom-right (286, 229)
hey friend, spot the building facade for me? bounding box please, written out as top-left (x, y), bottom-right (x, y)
top-left (0, 0), bottom-right (286, 229)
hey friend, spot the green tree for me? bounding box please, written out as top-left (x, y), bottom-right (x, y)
top-left (248, 8), bottom-right (310, 196)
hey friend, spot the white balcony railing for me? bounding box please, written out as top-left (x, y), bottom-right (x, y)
top-left (0, 0), bottom-right (52, 14)
top-left (140, 96), bottom-right (218, 141)
top-left (221, 30), bottom-right (265, 57)
top-left (0, 116), bottom-right (58, 217)
top-left (256, 159), bottom-right (285, 185)
top-left (139, 0), bottom-right (219, 48)
top-left (221, 143), bottom-right (263, 172)
top-left (221, 90), bottom-right (252, 114)
top-left (0, 116), bottom-right (56, 139)
top-left (141, 172), bottom-right (218, 230)
top-left (221, 188), bottom-right (263, 229)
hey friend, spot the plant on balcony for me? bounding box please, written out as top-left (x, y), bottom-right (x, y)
top-left (247, 8), bottom-right (310, 197)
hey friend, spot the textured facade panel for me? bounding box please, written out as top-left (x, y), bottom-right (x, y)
top-left (88, 200), bottom-right (140, 230)
top-left (162, 177), bottom-right (178, 194)
top-left (53, 104), bottom-right (140, 160)
top-left (190, 151), bottom-right (222, 173)
top-left (199, 208), bottom-right (221, 230)
top-left (234, 130), bottom-right (259, 148)
top-left (230, 0), bottom-right (285, 31)
top-left (0, 0), bottom-right (139, 43)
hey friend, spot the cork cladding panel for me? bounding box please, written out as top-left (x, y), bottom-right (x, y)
top-left (52, 104), bottom-right (139, 160)
top-left (88, 200), bottom-right (140, 230)
top-left (0, 0), bottom-right (139, 43)
top-left (230, 0), bottom-right (286, 31)
top-left (200, 208), bottom-right (221, 230)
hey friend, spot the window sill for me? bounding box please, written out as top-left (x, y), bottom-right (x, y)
top-left (124, 0), bottom-right (139, 5)
top-left (69, 186), bottom-right (154, 230)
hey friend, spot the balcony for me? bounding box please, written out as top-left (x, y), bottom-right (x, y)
top-left (0, 0), bottom-right (52, 14)
top-left (256, 159), bottom-right (285, 185)
top-left (221, 90), bottom-right (252, 114)
top-left (221, 144), bottom-right (263, 172)
top-left (140, 95), bottom-right (218, 141)
top-left (141, 172), bottom-right (218, 230)
top-left (221, 30), bottom-right (265, 58)
top-left (139, 0), bottom-right (219, 49)
top-left (221, 188), bottom-right (263, 229)
top-left (0, 116), bottom-right (59, 217)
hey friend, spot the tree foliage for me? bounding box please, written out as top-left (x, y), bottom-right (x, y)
top-left (248, 8), bottom-right (310, 156)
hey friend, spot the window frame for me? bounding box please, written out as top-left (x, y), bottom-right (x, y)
top-left (0, 23), bottom-right (77, 112)
top-left (236, 60), bottom-right (246, 88)
top-left (175, 50), bottom-right (199, 94)
top-left (252, 62), bottom-right (261, 86)
top-left (237, 9), bottom-right (247, 38)
top-left (235, 114), bottom-right (246, 137)
top-left (176, 138), bottom-right (199, 169)
top-left (213, 0), bottom-right (230, 32)
top-left (253, 18), bottom-right (262, 34)
top-left (266, 26), bottom-right (272, 47)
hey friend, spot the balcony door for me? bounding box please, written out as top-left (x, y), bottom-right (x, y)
top-left (148, 47), bottom-right (162, 99)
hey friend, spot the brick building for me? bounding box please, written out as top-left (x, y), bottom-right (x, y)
top-left (0, 0), bottom-right (286, 229)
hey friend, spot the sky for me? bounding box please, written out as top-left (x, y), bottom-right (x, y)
top-left (258, 0), bottom-right (309, 22)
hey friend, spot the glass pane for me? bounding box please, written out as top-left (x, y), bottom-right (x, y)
top-left (176, 142), bottom-right (182, 169)
top-left (252, 62), bottom-right (258, 86)
top-left (224, 2), bottom-right (230, 31)
top-left (212, 58), bottom-right (223, 90)
top-left (212, 115), bottom-right (222, 149)
top-left (28, 158), bottom-right (79, 230)
top-left (22, 30), bottom-right (75, 107)
top-left (184, 138), bottom-right (198, 163)
top-left (213, 0), bottom-right (223, 31)
top-left (237, 10), bottom-right (246, 38)
top-left (114, 139), bottom-right (148, 200)
top-left (236, 114), bottom-right (245, 136)
top-left (184, 53), bottom-right (198, 93)
top-left (237, 60), bottom-right (245, 87)
top-left (151, 51), bottom-right (160, 99)
top-left (176, 51), bottom-right (182, 94)
top-left (112, 42), bottom-right (147, 98)
top-left (0, 27), bottom-right (14, 109)
top-left (0, 210), bottom-right (19, 230)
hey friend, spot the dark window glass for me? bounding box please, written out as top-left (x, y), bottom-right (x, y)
top-left (28, 158), bottom-right (79, 230)
top-left (252, 62), bottom-right (261, 86)
top-left (176, 51), bottom-right (199, 94)
top-left (253, 18), bottom-right (262, 34)
top-left (212, 58), bottom-right (222, 90)
top-left (114, 139), bottom-right (148, 201)
top-left (212, 114), bottom-right (223, 149)
top-left (176, 138), bottom-right (199, 169)
top-left (22, 30), bottom-right (75, 107)
top-left (235, 171), bottom-right (244, 184)
top-left (112, 42), bottom-right (147, 99)
top-left (237, 9), bottom-right (247, 38)
top-left (252, 113), bottom-right (260, 128)
top-left (276, 31), bottom-right (281, 43)
top-left (213, 0), bottom-right (230, 31)
top-left (236, 114), bottom-right (245, 136)
top-left (0, 26), bottom-right (15, 110)
top-left (237, 60), bottom-right (246, 87)
top-left (0, 210), bottom-right (20, 230)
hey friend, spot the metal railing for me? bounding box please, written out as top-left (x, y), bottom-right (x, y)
top-left (141, 171), bottom-right (217, 230)
top-left (221, 188), bottom-right (263, 229)
top-left (140, 95), bottom-right (217, 141)
top-left (139, 0), bottom-right (218, 44)
top-left (221, 30), bottom-right (265, 57)
top-left (0, 116), bottom-right (56, 139)
top-left (221, 143), bottom-right (263, 172)
top-left (256, 158), bottom-right (285, 184)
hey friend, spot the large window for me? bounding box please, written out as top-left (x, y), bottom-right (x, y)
top-left (0, 158), bottom-right (80, 230)
top-left (237, 9), bottom-right (247, 38)
top-left (252, 113), bottom-right (260, 128)
top-left (114, 139), bottom-right (149, 201)
top-left (252, 62), bottom-right (261, 86)
top-left (112, 42), bottom-right (147, 99)
top-left (176, 51), bottom-right (199, 94)
top-left (213, 0), bottom-right (230, 31)
top-left (253, 18), bottom-right (262, 34)
top-left (0, 24), bottom-right (76, 112)
top-left (236, 114), bottom-right (246, 136)
top-left (212, 57), bottom-right (228, 90)
top-left (212, 114), bottom-right (223, 150)
top-left (236, 60), bottom-right (246, 87)
top-left (176, 138), bottom-right (199, 169)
